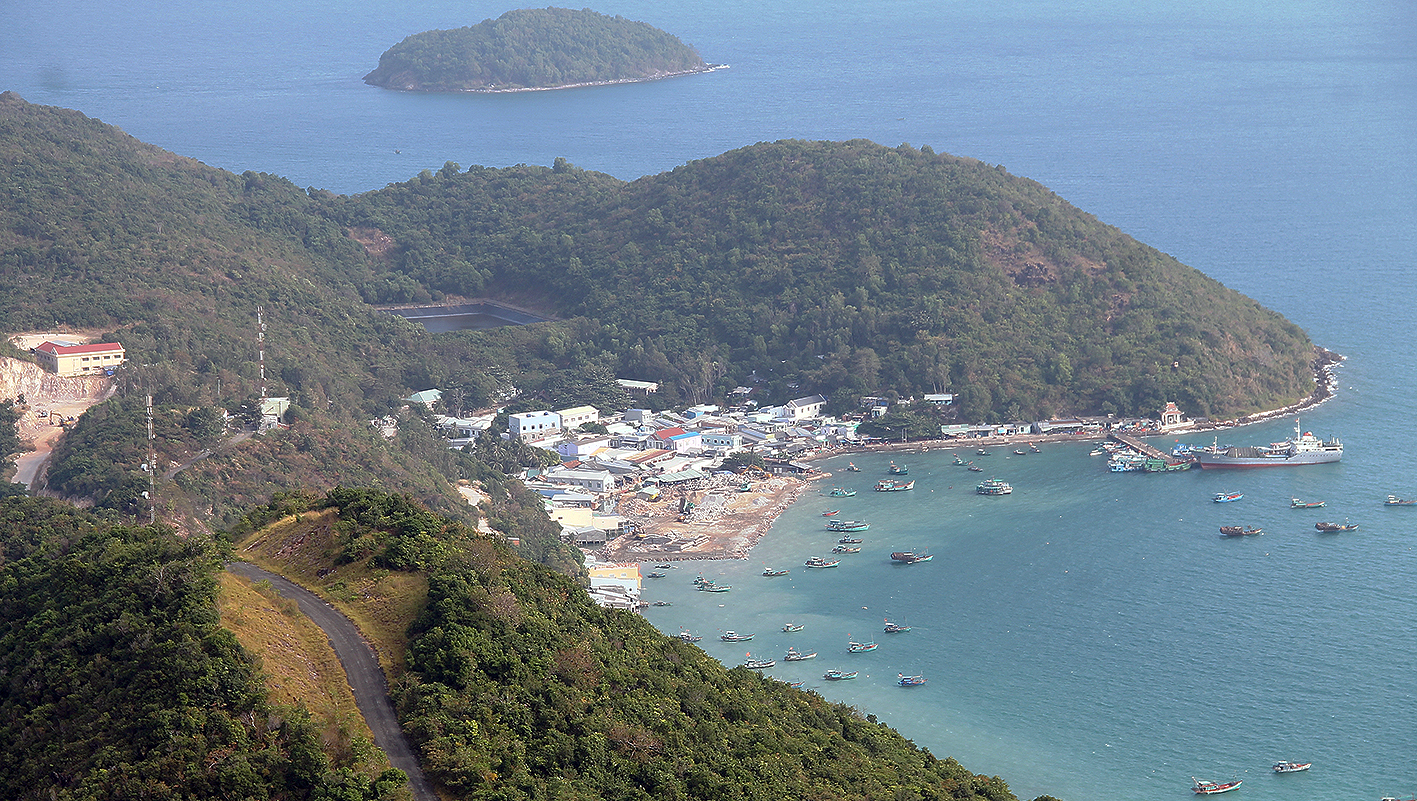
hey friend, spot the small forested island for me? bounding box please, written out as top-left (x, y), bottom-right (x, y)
top-left (363, 7), bottom-right (718, 93)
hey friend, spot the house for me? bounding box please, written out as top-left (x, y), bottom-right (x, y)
top-left (404, 389), bottom-right (442, 408)
top-left (557, 404), bottom-right (599, 430)
top-left (784, 394), bottom-right (827, 421)
top-left (555, 435), bottom-right (611, 459)
top-left (509, 410), bottom-right (560, 439)
top-left (700, 431), bottom-right (744, 452)
top-left (435, 414), bottom-right (492, 446)
top-left (32, 341), bottom-right (125, 376)
top-left (542, 466), bottom-right (615, 493)
top-left (923, 393), bottom-right (955, 406)
top-left (652, 427), bottom-right (686, 448)
top-left (653, 428), bottom-right (703, 452)
top-left (612, 430), bottom-right (658, 451)
top-left (616, 379), bottom-right (659, 396)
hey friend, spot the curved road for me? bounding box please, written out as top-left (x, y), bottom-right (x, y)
top-left (226, 563), bottom-right (437, 801)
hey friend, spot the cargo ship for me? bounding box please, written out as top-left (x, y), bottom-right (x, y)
top-left (1194, 419), bottom-right (1341, 469)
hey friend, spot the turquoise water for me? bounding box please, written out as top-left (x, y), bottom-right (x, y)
top-left (4, 1), bottom-right (1416, 798)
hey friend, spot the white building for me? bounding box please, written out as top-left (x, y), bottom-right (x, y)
top-left (555, 435), bottom-right (611, 459)
top-left (543, 466), bottom-right (615, 493)
top-left (701, 431), bottom-right (744, 452)
top-left (557, 404), bottom-right (600, 430)
top-left (509, 410), bottom-right (560, 439)
top-left (784, 394), bottom-right (827, 420)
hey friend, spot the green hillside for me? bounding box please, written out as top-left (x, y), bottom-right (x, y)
top-left (364, 8), bottom-right (710, 92)
top-left (328, 141), bottom-right (1317, 420)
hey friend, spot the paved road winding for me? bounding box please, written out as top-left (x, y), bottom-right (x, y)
top-left (226, 563), bottom-right (437, 801)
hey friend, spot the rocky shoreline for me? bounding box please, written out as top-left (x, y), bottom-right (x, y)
top-left (370, 64), bottom-right (728, 94)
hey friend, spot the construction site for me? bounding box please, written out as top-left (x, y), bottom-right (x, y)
top-left (3, 332), bottom-right (119, 489)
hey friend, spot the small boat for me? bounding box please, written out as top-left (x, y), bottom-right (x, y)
top-left (1213, 491), bottom-right (1244, 503)
top-left (1219, 526), bottom-right (1263, 537)
top-left (1291, 498), bottom-right (1326, 508)
top-left (883, 620), bottom-right (912, 633)
top-left (890, 551), bottom-right (933, 564)
top-left (651, 600), bottom-right (672, 607)
top-left (968, 465), bottom-right (984, 472)
top-left (1013, 448), bottom-right (1027, 455)
top-left (845, 462), bottom-right (862, 472)
top-left (897, 673), bottom-right (926, 686)
top-left (1191, 778), bottom-right (1242, 795)
top-left (822, 509), bottom-right (840, 516)
top-left (952, 455), bottom-right (966, 465)
top-left (654, 563), bottom-right (674, 569)
top-left (822, 669), bottom-right (858, 680)
top-left (646, 571), bottom-right (667, 578)
top-left (677, 630), bottom-right (703, 643)
top-left (1029, 443), bottom-right (1041, 453)
top-left (888, 462), bottom-right (909, 475)
top-left (721, 631), bottom-right (755, 642)
top-left (1316, 520), bottom-right (1359, 532)
top-left (693, 574), bottom-right (712, 586)
top-left (702, 584), bottom-right (732, 592)
top-left (742, 655), bottom-right (775, 669)
top-left (829, 487), bottom-right (857, 497)
top-left (805, 556), bottom-right (841, 568)
top-left (762, 567), bottom-right (790, 577)
top-left (874, 478), bottom-right (916, 491)
top-left (976, 448), bottom-right (990, 456)
top-left (1272, 761), bottom-right (1311, 773)
top-left (847, 640), bottom-right (879, 653)
top-left (826, 519), bottom-right (870, 532)
top-left (1089, 448), bottom-right (1105, 456)
top-left (831, 544), bottom-right (862, 554)
top-left (784, 647), bottom-right (817, 661)
top-left (1386, 495), bottom-right (1417, 506)
top-left (782, 622), bottom-right (804, 632)
top-left (836, 536), bottom-right (864, 544)
top-left (976, 478), bottom-right (1013, 495)
top-left (787, 680), bottom-right (805, 688)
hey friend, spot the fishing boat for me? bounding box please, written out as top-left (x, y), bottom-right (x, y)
top-left (1194, 418), bottom-right (1342, 468)
top-left (953, 454), bottom-right (966, 465)
top-left (784, 647), bottom-right (817, 661)
top-left (826, 519), bottom-right (870, 532)
top-left (890, 551), bottom-right (933, 564)
top-left (1272, 761), bottom-right (1311, 773)
top-left (1219, 526), bottom-right (1263, 537)
top-left (742, 655), bottom-right (775, 669)
top-left (874, 478), bottom-right (916, 491)
top-left (847, 640), bottom-right (879, 653)
top-left (677, 630), bottom-right (703, 643)
top-left (1029, 443), bottom-right (1041, 453)
top-left (646, 571), bottom-right (667, 578)
top-left (693, 574), bottom-right (712, 586)
top-left (822, 669), bottom-right (858, 680)
top-left (720, 631), bottom-right (755, 641)
top-left (1013, 448), bottom-right (1027, 455)
top-left (1316, 520), bottom-right (1359, 532)
top-left (1089, 448), bottom-right (1105, 456)
top-left (762, 567), bottom-right (789, 576)
top-left (1191, 778), bottom-right (1242, 795)
top-left (804, 556), bottom-right (841, 568)
top-left (829, 487), bottom-right (857, 497)
top-left (654, 563), bottom-right (674, 569)
top-left (651, 601), bottom-right (672, 606)
top-left (831, 544), bottom-right (862, 554)
top-left (702, 584), bottom-right (732, 592)
top-left (968, 465), bottom-right (984, 472)
top-left (1291, 498), bottom-right (1326, 508)
top-left (822, 509), bottom-right (840, 516)
top-left (1386, 495), bottom-right (1417, 506)
top-left (845, 462), bottom-right (862, 472)
top-left (976, 448), bottom-right (990, 456)
top-left (1213, 491), bottom-right (1244, 503)
top-left (787, 680), bottom-right (805, 688)
top-left (782, 622), bottom-right (804, 632)
top-left (836, 535), bottom-right (864, 544)
top-left (897, 674), bottom-right (926, 686)
top-left (883, 620), bottom-right (912, 633)
top-left (888, 462), bottom-right (909, 475)
top-left (976, 478), bottom-right (1013, 495)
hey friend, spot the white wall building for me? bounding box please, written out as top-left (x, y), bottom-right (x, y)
top-left (784, 394), bottom-right (827, 420)
top-left (557, 404), bottom-right (600, 430)
top-left (509, 410), bottom-right (561, 439)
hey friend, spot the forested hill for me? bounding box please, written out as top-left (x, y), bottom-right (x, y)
top-left (330, 140), bottom-right (1317, 420)
top-left (363, 8), bottom-right (711, 92)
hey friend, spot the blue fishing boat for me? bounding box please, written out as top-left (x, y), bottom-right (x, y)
top-left (897, 674), bottom-right (926, 686)
top-left (1213, 491), bottom-right (1243, 503)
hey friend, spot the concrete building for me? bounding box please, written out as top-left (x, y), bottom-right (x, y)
top-left (509, 410), bottom-right (560, 440)
top-left (556, 435), bottom-right (611, 459)
top-left (557, 404), bottom-right (600, 430)
top-left (701, 431), bottom-right (744, 452)
top-left (616, 379), bottom-right (659, 396)
top-left (784, 394), bottom-right (827, 420)
top-left (404, 389), bottom-right (442, 408)
top-left (543, 466), bottom-right (615, 493)
top-left (33, 341), bottom-right (125, 376)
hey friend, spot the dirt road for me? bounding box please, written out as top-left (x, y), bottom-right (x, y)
top-left (2, 354), bottom-right (116, 489)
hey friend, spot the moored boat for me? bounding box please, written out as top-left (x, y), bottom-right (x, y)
top-left (890, 551), bottom-right (934, 564)
top-left (1385, 495), bottom-right (1416, 506)
top-left (742, 655), bottom-right (775, 669)
top-left (1219, 525), bottom-right (1263, 537)
top-left (874, 478), bottom-right (915, 491)
top-left (888, 462), bottom-right (909, 475)
top-left (782, 622), bottom-right (804, 632)
top-left (976, 448), bottom-right (990, 456)
top-left (822, 509), bottom-right (840, 516)
top-left (826, 519), bottom-right (870, 532)
top-left (1272, 760), bottom-right (1311, 773)
top-left (836, 535), bottom-right (864, 544)
top-left (968, 465), bottom-right (984, 472)
top-left (845, 462), bottom-right (862, 472)
top-left (1213, 491), bottom-right (1243, 503)
top-left (829, 487), bottom-right (857, 497)
top-left (804, 556), bottom-right (841, 568)
top-left (677, 630), bottom-right (702, 642)
top-left (953, 454), bottom-right (966, 465)
top-left (787, 680), bottom-right (805, 688)
top-left (831, 544), bottom-right (862, 553)
top-left (646, 571), bottom-right (667, 578)
top-left (847, 640), bottom-right (879, 653)
top-left (762, 567), bottom-right (789, 576)
top-left (897, 673), bottom-right (926, 686)
top-left (1316, 520), bottom-right (1359, 532)
top-left (1191, 778), bottom-right (1242, 794)
top-left (651, 600), bottom-right (672, 606)
top-left (823, 669), bottom-right (858, 680)
top-left (1195, 418), bottom-right (1342, 468)
top-left (784, 647), bottom-right (817, 661)
top-left (720, 631), bottom-right (755, 641)
top-left (1291, 498), bottom-right (1326, 508)
top-left (700, 583), bottom-right (732, 592)
top-left (1013, 448), bottom-right (1027, 455)
top-left (883, 620), bottom-right (912, 633)
top-left (1029, 443), bottom-right (1041, 453)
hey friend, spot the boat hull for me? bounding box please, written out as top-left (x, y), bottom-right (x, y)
top-left (1196, 451), bottom-right (1340, 468)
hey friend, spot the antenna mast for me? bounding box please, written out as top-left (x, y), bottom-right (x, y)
top-left (146, 393), bottom-right (155, 525)
top-left (257, 305), bottom-right (267, 398)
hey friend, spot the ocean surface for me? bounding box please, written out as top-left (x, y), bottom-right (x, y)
top-left (4, 1), bottom-right (1416, 798)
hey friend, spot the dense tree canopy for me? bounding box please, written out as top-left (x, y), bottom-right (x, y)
top-left (364, 8), bottom-right (709, 92)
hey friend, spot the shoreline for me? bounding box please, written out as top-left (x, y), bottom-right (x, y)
top-left (608, 345), bottom-right (1343, 565)
top-left (370, 64), bottom-right (728, 95)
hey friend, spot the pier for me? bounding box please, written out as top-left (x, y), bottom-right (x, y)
top-left (1108, 432), bottom-right (1171, 461)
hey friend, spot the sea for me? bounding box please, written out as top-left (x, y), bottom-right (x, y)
top-left (3, 1), bottom-right (1415, 798)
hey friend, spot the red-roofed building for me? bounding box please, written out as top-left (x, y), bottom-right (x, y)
top-left (33, 341), bottom-right (126, 376)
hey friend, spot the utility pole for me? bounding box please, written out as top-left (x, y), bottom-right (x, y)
top-left (146, 393), bottom-right (155, 525)
top-left (256, 305), bottom-right (267, 399)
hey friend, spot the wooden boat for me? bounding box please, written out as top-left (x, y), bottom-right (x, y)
top-left (836, 535), bottom-right (864, 544)
top-left (1271, 761), bottom-right (1311, 773)
top-left (883, 620), bottom-right (912, 633)
top-left (1316, 520), bottom-right (1358, 532)
top-left (1291, 498), bottom-right (1326, 508)
top-left (742, 655), bottom-right (775, 669)
top-left (890, 551), bottom-right (933, 564)
top-left (888, 461), bottom-right (908, 475)
top-left (1191, 778), bottom-right (1242, 795)
top-left (1219, 526), bottom-right (1263, 537)
top-left (677, 630), bottom-right (702, 642)
top-left (822, 669), bottom-right (858, 680)
top-left (762, 567), bottom-right (789, 577)
top-left (1213, 491), bottom-right (1243, 503)
top-left (804, 556), bottom-right (841, 568)
top-left (783, 647), bottom-right (817, 661)
top-left (828, 487), bottom-right (856, 497)
top-left (826, 519), bottom-right (870, 532)
top-left (847, 640), bottom-right (878, 653)
top-left (787, 680), bottom-right (805, 688)
top-left (845, 462), bottom-right (862, 472)
top-left (782, 622), bottom-right (804, 632)
top-left (831, 544), bottom-right (861, 554)
top-left (822, 509), bottom-right (840, 516)
top-left (720, 631), bottom-right (755, 641)
top-left (897, 673), bottom-right (926, 686)
top-left (1385, 495), bottom-right (1416, 506)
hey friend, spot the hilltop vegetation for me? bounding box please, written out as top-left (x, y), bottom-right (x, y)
top-left (230, 488), bottom-right (1025, 801)
top-left (364, 8), bottom-right (711, 92)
